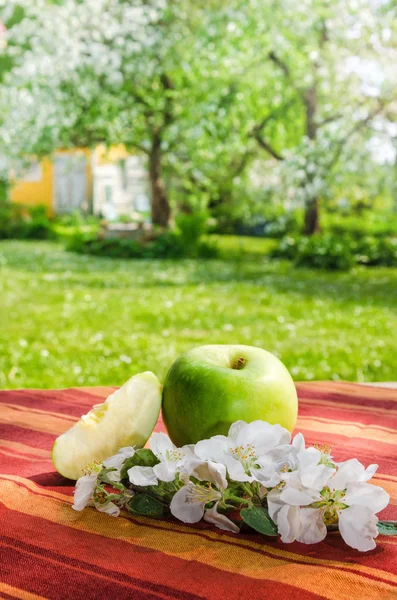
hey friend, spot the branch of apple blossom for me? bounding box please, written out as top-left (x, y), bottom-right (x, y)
top-left (72, 423), bottom-right (395, 551)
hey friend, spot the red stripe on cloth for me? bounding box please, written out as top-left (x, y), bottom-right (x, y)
top-left (0, 425), bottom-right (56, 450)
top-left (0, 536), bottom-right (204, 600)
top-left (1, 477), bottom-right (396, 583)
top-left (0, 382), bottom-right (396, 599)
top-left (0, 544), bottom-right (182, 600)
top-left (0, 511), bottom-right (325, 600)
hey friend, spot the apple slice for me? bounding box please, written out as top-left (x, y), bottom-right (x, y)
top-left (52, 371), bottom-right (162, 480)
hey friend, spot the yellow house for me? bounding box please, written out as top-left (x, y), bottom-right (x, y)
top-left (10, 146), bottom-right (150, 217)
top-left (10, 149), bottom-right (93, 216)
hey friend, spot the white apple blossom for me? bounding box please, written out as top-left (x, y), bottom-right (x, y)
top-left (194, 420), bottom-right (291, 483)
top-left (203, 501), bottom-right (240, 533)
top-left (170, 459), bottom-right (238, 532)
top-left (72, 473), bottom-right (98, 511)
top-left (103, 446), bottom-right (136, 483)
top-left (268, 458), bottom-right (389, 551)
top-left (128, 432), bottom-right (195, 486)
top-left (94, 499), bottom-right (121, 517)
top-left (330, 458), bottom-right (378, 490)
top-left (72, 462), bottom-right (121, 516)
top-left (70, 421), bottom-right (392, 551)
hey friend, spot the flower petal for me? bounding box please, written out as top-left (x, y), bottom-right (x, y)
top-left (363, 464), bottom-right (378, 482)
top-left (150, 432), bottom-right (175, 459)
top-left (204, 501), bottom-right (240, 533)
top-left (103, 447), bottom-right (135, 469)
top-left (298, 447), bottom-right (322, 470)
top-left (103, 447), bottom-right (136, 482)
top-left (277, 504), bottom-right (301, 543)
top-left (265, 444), bottom-right (295, 466)
top-left (72, 474), bottom-right (97, 511)
top-left (185, 459), bottom-right (228, 490)
top-left (95, 501), bottom-right (120, 517)
top-left (344, 482), bottom-right (390, 514)
top-left (280, 485), bottom-right (321, 506)
top-left (227, 459), bottom-right (255, 483)
top-left (227, 420), bottom-right (247, 442)
top-left (300, 464), bottom-right (335, 490)
top-left (267, 488), bottom-right (284, 522)
top-left (338, 505), bottom-right (378, 552)
top-left (252, 458), bottom-right (281, 487)
top-left (153, 460), bottom-right (177, 483)
top-left (296, 508), bottom-right (327, 544)
top-left (292, 433), bottom-right (306, 452)
top-left (170, 485), bottom-right (205, 523)
top-left (180, 444), bottom-right (197, 459)
top-left (128, 466), bottom-right (158, 486)
top-left (237, 421), bottom-right (291, 455)
top-left (330, 458), bottom-right (366, 490)
top-left (194, 436), bottom-right (230, 464)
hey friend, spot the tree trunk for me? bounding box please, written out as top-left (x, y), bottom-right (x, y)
top-left (303, 83), bottom-right (320, 235)
top-left (148, 135), bottom-right (170, 228)
top-left (304, 197), bottom-right (320, 235)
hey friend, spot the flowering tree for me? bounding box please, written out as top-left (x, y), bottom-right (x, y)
top-left (1, 0), bottom-right (258, 226)
top-left (248, 0), bottom-right (397, 233)
top-left (1, 0), bottom-right (396, 231)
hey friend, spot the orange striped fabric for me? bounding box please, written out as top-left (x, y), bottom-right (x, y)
top-left (0, 382), bottom-right (396, 600)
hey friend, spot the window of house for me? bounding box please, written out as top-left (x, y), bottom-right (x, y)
top-left (22, 161), bottom-right (42, 182)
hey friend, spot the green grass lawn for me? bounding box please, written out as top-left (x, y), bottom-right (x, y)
top-left (1, 239), bottom-right (396, 389)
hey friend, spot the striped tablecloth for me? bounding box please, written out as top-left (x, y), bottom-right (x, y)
top-left (0, 382), bottom-right (396, 600)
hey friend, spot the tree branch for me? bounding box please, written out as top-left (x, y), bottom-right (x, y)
top-left (160, 73), bottom-right (174, 129)
top-left (229, 150), bottom-right (254, 177)
top-left (268, 51), bottom-right (303, 98)
top-left (252, 132), bottom-right (284, 161)
top-left (316, 113), bottom-right (344, 128)
top-left (329, 100), bottom-right (392, 169)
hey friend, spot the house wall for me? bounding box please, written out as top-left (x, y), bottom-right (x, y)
top-left (10, 157), bottom-right (54, 214)
top-left (10, 149), bottom-right (93, 215)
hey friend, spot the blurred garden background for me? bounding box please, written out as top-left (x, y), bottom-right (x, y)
top-left (0, 0), bottom-right (396, 389)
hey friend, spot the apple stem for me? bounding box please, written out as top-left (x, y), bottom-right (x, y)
top-left (231, 357), bottom-right (247, 370)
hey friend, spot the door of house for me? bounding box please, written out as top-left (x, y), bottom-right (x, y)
top-left (54, 154), bottom-right (87, 213)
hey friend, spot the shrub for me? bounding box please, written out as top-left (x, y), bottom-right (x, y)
top-left (325, 213), bottom-right (397, 238)
top-left (271, 234), bottom-right (397, 270)
top-left (0, 203), bottom-right (53, 240)
top-left (352, 236), bottom-right (397, 267)
top-left (175, 212), bottom-right (208, 256)
top-left (294, 235), bottom-right (356, 271)
top-left (210, 206), bottom-right (302, 238)
top-left (67, 225), bottom-right (218, 260)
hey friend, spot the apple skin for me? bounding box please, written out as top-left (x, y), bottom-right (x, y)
top-left (162, 344), bottom-right (298, 446)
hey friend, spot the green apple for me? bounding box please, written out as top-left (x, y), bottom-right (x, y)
top-left (52, 371), bottom-right (162, 480)
top-left (162, 344), bottom-right (298, 446)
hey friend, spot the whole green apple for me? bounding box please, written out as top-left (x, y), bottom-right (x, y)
top-left (162, 344), bottom-right (298, 446)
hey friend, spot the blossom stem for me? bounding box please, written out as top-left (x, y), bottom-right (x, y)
top-left (240, 483), bottom-right (254, 497)
top-left (226, 494), bottom-right (252, 505)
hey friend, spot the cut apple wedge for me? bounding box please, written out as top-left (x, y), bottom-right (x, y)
top-left (52, 371), bottom-right (162, 480)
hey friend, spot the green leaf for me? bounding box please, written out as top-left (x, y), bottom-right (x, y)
top-left (128, 493), bottom-right (169, 518)
top-left (240, 505), bottom-right (278, 536)
top-left (377, 521), bottom-right (397, 536)
top-left (120, 449), bottom-right (160, 480)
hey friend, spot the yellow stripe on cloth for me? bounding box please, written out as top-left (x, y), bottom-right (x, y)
top-left (0, 477), bottom-right (396, 600)
top-left (0, 582), bottom-right (47, 600)
top-left (300, 397), bottom-right (397, 416)
top-left (0, 440), bottom-right (51, 458)
top-left (0, 448), bottom-right (51, 463)
top-left (297, 417), bottom-right (397, 444)
top-left (0, 405), bottom-right (73, 435)
top-left (0, 403), bottom-right (77, 421)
